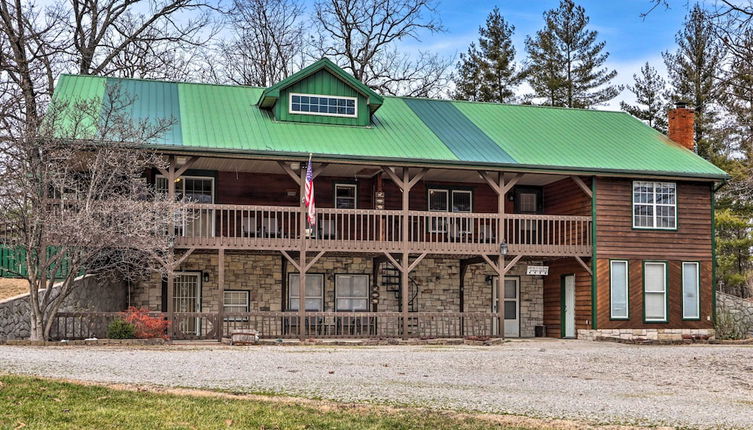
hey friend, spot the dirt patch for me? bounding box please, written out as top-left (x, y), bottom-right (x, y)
top-left (37, 375), bottom-right (670, 430)
top-left (0, 278), bottom-right (27, 301)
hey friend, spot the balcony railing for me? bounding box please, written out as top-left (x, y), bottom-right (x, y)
top-left (174, 204), bottom-right (592, 256)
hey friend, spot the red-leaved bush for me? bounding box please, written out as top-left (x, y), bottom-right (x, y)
top-left (122, 306), bottom-right (170, 339)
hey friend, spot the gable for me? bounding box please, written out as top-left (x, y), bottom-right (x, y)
top-left (273, 69), bottom-right (371, 126)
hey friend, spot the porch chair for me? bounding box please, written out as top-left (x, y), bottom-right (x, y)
top-left (478, 223), bottom-right (496, 243)
top-left (262, 217), bottom-right (280, 238)
top-left (319, 219), bottom-right (336, 240)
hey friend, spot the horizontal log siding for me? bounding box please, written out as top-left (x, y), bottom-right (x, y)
top-left (596, 259), bottom-right (713, 329)
top-left (595, 179), bottom-right (713, 329)
top-left (543, 177), bottom-right (592, 216)
top-left (543, 258), bottom-right (592, 338)
top-left (596, 179), bottom-right (712, 259)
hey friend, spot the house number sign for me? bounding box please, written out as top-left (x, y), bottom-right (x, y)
top-left (526, 266), bottom-right (549, 276)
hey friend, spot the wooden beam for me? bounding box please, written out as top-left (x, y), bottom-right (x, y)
top-left (172, 247), bottom-right (196, 269)
top-left (406, 168), bottom-right (429, 190)
top-left (280, 250), bottom-right (301, 272)
top-left (407, 252), bottom-right (427, 272)
top-left (575, 256), bottom-right (593, 276)
top-left (503, 255), bottom-right (523, 273)
top-left (312, 163), bottom-right (329, 179)
top-left (304, 251), bottom-right (326, 272)
top-left (478, 171), bottom-right (501, 195)
top-left (277, 161), bottom-right (302, 186)
top-left (460, 256), bottom-right (487, 266)
top-left (175, 156), bottom-right (200, 177)
top-left (155, 166), bottom-right (170, 178)
top-left (480, 254), bottom-right (500, 275)
top-left (380, 166), bottom-right (404, 190)
top-left (501, 173), bottom-right (523, 195)
top-left (571, 176), bottom-right (593, 198)
top-left (382, 252), bottom-right (403, 272)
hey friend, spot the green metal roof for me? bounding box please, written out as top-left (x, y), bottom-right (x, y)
top-left (52, 73), bottom-right (728, 180)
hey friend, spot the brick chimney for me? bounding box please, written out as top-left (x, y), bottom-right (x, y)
top-left (668, 102), bottom-right (695, 151)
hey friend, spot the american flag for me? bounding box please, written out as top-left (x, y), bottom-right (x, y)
top-left (304, 155), bottom-right (316, 226)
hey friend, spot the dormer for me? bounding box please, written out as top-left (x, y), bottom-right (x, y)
top-left (257, 58), bottom-right (384, 127)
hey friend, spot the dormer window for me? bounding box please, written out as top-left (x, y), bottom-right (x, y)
top-left (289, 93), bottom-right (357, 118)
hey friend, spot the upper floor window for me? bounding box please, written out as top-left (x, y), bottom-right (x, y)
top-left (289, 93), bottom-right (357, 118)
top-left (156, 175), bottom-right (214, 204)
top-left (633, 181), bottom-right (676, 229)
top-left (335, 183), bottom-right (357, 209)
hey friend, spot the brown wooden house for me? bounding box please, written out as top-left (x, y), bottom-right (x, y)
top-left (51, 59), bottom-right (728, 341)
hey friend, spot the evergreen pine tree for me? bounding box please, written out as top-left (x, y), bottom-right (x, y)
top-left (523, 0), bottom-right (620, 108)
top-left (453, 7), bottom-right (518, 103)
top-left (620, 62), bottom-right (669, 133)
top-left (662, 4), bottom-right (725, 159)
top-left (452, 43), bottom-right (484, 101)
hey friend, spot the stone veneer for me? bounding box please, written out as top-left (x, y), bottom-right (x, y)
top-left (577, 328), bottom-right (715, 343)
top-left (131, 253), bottom-right (545, 337)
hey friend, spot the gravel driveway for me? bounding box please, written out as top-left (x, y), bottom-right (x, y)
top-left (1, 339), bottom-right (751, 429)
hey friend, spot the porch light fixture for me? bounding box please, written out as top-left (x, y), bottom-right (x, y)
top-left (175, 155), bottom-right (188, 165)
top-left (499, 241), bottom-right (508, 256)
top-left (203, 272), bottom-right (209, 283)
top-left (290, 162), bottom-right (301, 170)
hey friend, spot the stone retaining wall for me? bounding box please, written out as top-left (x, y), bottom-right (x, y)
top-left (0, 276), bottom-right (127, 340)
top-left (717, 292), bottom-right (753, 337)
top-left (578, 328), bottom-right (715, 343)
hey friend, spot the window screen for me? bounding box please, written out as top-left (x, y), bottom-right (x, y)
top-left (610, 261), bottom-right (629, 319)
top-left (633, 182), bottom-right (676, 229)
top-left (335, 274), bottom-right (369, 311)
top-left (644, 262), bottom-right (667, 321)
top-left (288, 274), bottom-right (324, 311)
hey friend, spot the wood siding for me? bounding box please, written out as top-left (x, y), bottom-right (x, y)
top-left (543, 258), bottom-right (592, 338)
top-left (596, 259), bottom-right (713, 329)
top-left (596, 178), bottom-right (712, 259)
top-left (594, 178), bottom-right (713, 329)
top-left (543, 177), bottom-right (592, 216)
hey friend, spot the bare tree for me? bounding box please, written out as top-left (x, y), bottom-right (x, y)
top-left (312, 0), bottom-right (452, 97)
top-left (0, 0), bottom-right (67, 134)
top-left (0, 85), bottom-right (185, 340)
top-left (207, 0), bottom-right (306, 87)
top-left (67, 0), bottom-right (217, 77)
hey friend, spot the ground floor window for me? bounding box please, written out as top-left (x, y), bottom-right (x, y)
top-left (682, 262), bottom-right (700, 320)
top-left (287, 273), bottom-right (324, 311)
top-left (644, 261), bottom-right (668, 322)
top-left (610, 260), bottom-right (629, 319)
top-left (335, 274), bottom-right (369, 311)
top-left (223, 290), bottom-right (250, 321)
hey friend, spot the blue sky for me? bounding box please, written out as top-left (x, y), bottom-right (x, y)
top-left (389, 0), bottom-right (696, 108)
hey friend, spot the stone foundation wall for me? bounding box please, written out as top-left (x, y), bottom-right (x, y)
top-left (578, 328), bottom-right (715, 343)
top-left (0, 275), bottom-right (127, 340)
top-left (132, 253), bottom-right (545, 337)
top-left (717, 292), bottom-right (753, 337)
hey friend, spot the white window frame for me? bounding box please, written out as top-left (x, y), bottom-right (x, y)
top-left (428, 188), bottom-right (449, 233)
top-left (155, 175), bottom-right (215, 204)
top-left (644, 261), bottom-right (668, 322)
top-left (289, 93), bottom-right (358, 118)
top-left (632, 181), bottom-right (677, 230)
top-left (610, 260), bottom-right (629, 320)
top-left (223, 290), bottom-right (250, 322)
top-left (682, 262), bottom-right (700, 320)
top-left (335, 274), bottom-right (370, 312)
top-left (450, 189), bottom-right (473, 213)
top-left (287, 273), bottom-right (324, 311)
top-left (334, 183), bottom-right (357, 209)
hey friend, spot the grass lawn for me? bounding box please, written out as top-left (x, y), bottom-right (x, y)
top-left (0, 374), bottom-right (532, 430)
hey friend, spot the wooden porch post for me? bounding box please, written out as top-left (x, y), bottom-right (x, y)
top-left (401, 167), bottom-right (410, 338)
top-left (217, 248), bottom-right (225, 341)
top-left (166, 156), bottom-right (176, 339)
top-left (497, 172), bottom-right (505, 339)
top-left (299, 167), bottom-right (307, 340)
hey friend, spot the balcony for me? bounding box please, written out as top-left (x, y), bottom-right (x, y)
top-left (174, 204), bottom-right (592, 256)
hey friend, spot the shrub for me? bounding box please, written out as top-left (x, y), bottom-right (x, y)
top-left (122, 306), bottom-right (170, 339)
top-left (714, 309), bottom-right (752, 340)
top-left (107, 319), bottom-right (136, 339)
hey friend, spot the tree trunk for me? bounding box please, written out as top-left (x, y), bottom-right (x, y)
top-left (29, 313), bottom-right (45, 341)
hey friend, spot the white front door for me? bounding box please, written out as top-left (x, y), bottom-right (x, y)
top-left (492, 277), bottom-right (520, 337)
top-left (563, 275), bottom-right (576, 338)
